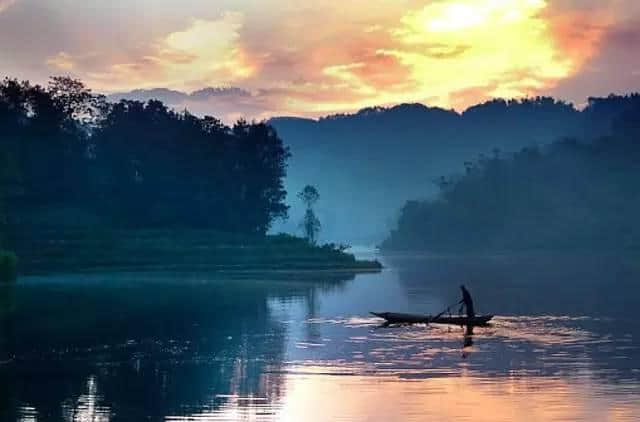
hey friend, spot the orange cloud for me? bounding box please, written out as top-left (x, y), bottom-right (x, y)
top-left (46, 12), bottom-right (254, 92)
top-left (33, 0), bottom-right (636, 119)
top-left (547, 8), bottom-right (614, 72)
top-left (257, 0), bottom-right (604, 115)
top-left (46, 52), bottom-right (75, 71)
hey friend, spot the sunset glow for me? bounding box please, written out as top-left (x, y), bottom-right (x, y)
top-left (0, 0), bottom-right (636, 120)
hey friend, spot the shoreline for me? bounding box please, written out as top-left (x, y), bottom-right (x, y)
top-left (9, 228), bottom-right (382, 277)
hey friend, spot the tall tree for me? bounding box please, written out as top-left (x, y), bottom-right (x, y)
top-left (298, 185), bottom-right (321, 244)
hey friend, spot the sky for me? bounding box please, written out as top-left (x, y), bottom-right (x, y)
top-left (1, 0), bottom-right (639, 121)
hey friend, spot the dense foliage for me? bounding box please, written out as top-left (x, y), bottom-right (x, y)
top-left (0, 77), bottom-right (290, 238)
top-left (382, 97), bottom-right (640, 251)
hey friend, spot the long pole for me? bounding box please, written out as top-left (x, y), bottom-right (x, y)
top-left (429, 301), bottom-right (459, 323)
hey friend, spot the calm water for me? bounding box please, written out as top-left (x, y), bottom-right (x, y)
top-left (1, 252), bottom-right (639, 421)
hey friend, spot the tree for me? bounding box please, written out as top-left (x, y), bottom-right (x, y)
top-left (229, 120), bottom-right (290, 234)
top-left (298, 185), bottom-right (321, 244)
top-left (0, 76), bottom-right (292, 237)
top-left (297, 185), bottom-right (320, 207)
top-left (88, 99), bottom-right (291, 232)
top-left (48, 76), bottom-right (105, 127)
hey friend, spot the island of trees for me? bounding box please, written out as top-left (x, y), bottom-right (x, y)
top-left (0, 77), bottom-right (381, 278)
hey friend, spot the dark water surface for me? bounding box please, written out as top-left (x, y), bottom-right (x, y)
top-left (1, 252), bottom-right (639, 421)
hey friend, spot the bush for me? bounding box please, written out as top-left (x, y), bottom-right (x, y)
top-left (0, 250), bottom-right (17, 282)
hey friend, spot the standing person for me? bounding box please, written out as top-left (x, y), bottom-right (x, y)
top-left (458, 284), bottom-right (475, 317)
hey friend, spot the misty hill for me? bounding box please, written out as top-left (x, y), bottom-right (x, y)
top-left (382, 96), bottom-right (640, 251)
top-left (107, 88), bottom-right (189, 104)
top-left (269, 96), bottom-right (636, 243)
top-left (107, 87), bottom-right (251, 106)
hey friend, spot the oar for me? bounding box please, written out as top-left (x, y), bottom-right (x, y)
top-left (428, 302), bottom-right (458, 324)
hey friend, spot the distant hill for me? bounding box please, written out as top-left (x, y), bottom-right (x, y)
top-left (107, 87), bottom-right (251, 107)
top-left (107, 88), bottom-right (189, 105)
top-left (269, 97), bottom-right (634, 243)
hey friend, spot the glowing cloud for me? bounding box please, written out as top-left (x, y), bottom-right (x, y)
top-left (376, 0), bottom-right (576, 108)
top-left (46, 52), bottom-right (76, 71)
top-left (19, 0), bottom-right (628, 119)
top-left (289, 0), bottom-right (607, 113)
top-left (161, 13), bottom-right (256, 85)
top-left (47, 12), bottom-right (253, 93)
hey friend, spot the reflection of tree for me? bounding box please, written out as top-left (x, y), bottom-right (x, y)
top-left (303, 287), bottom-right (322, 343)
top-left (0, 271), bottom-right (355, 420)
top-left (0, 284), bottom-right (16, 360)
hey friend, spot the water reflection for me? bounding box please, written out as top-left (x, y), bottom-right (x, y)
top-left (269, 373), bottom-right (640, 422)
top-left (60, 376), bottom-right (111, 422)
top-left (463, 325), bottom-right (474, 351)
top-left (161, 370), bottom-right (640, 422)
top-left (1, 271), bottom-right (351, 421)
top-left (1, 253), bottom-right (640, 421)
top-left (290, 314), bottom-right (637, 381)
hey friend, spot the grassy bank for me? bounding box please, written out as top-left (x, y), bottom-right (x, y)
top-left (10, 228), bottom-right (381, 275)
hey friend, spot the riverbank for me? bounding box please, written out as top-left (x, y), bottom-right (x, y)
top-left (9, 228), bottom-right (382, 275)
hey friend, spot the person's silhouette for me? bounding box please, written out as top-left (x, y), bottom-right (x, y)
top-left (458, 284), bottom-right (475, 317)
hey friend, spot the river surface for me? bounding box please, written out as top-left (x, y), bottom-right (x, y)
top-left (1, 251), bottom-right (639, 421)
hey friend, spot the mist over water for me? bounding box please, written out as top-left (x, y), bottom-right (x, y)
top-left (2, 251), bottom-right (639, 421)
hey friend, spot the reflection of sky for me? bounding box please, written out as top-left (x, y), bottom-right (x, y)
top-left (163, 374), bottom-right (640, 422)
top-left (277, 373), bottom-right (639, 422)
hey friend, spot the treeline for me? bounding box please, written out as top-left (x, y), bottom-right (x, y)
top-left (0, 77), bottom-right (289, 239)
top-left (382, 96), bottom-right (640, 251)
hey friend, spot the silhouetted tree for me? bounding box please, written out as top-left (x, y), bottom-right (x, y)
top-left (297, 185), bottom-right (320, 207)
top-left (0, 76), bottom-right (290, 238)
top-left (298, 185), bottom-right (321, 244)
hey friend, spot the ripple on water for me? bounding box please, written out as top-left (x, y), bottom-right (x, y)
top-left (286, 313), bottom-right (639, 384)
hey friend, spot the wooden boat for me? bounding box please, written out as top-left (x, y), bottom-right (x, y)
top-left (370, 312), bottom-right (493, 326)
